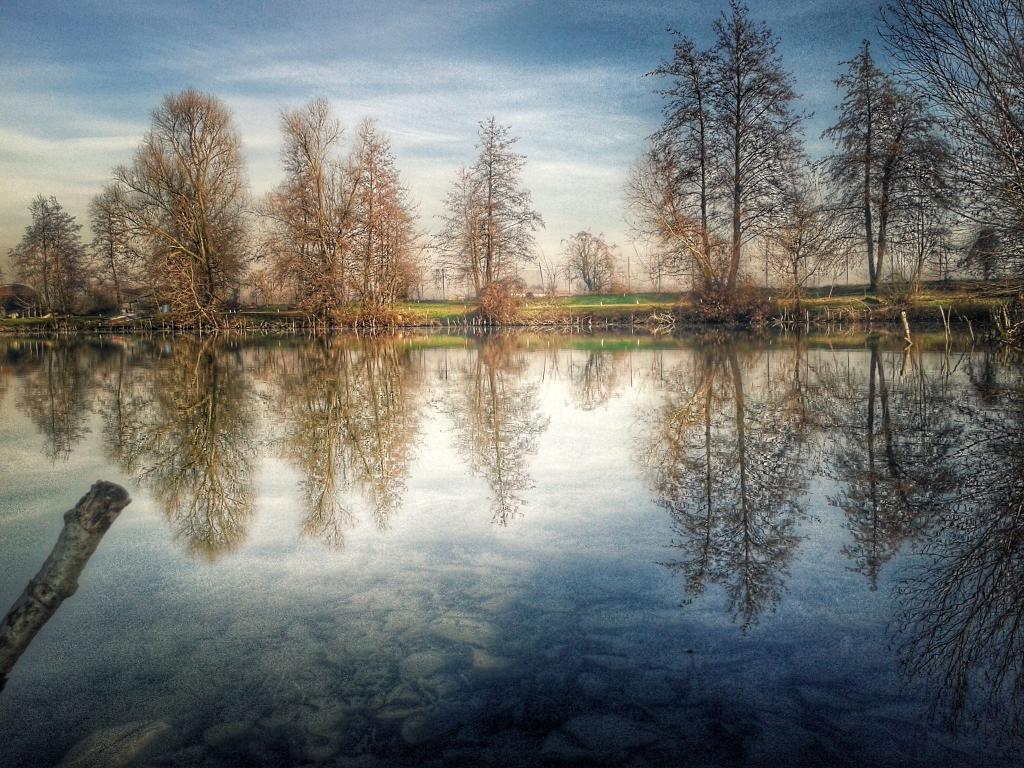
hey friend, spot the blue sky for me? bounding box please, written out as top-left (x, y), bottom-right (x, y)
top-left (0, 0), bottom-right (888, 273)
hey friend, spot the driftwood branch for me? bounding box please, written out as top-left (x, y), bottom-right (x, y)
top-left (900, 310), bottom-right (913, 346)
top-left (0, 481), bottom-right (131, 691)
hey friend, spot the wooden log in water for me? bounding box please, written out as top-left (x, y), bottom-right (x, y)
top-left (0, 481), bottom-right (131, 690)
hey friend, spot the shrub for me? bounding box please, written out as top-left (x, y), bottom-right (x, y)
top-left (477, 278), bottom-right (525, 324)
top-left (693, 282), bottom-right (771, 323)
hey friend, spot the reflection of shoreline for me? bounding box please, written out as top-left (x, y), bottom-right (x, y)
top-left (4, 334), bottom-right (1024, 743)
top-left (638, 336), bottom-right (1024, 741)
top-left (1, 334), bottom-right (1023, 756)
top-left (0, 482), bottom-right (130, 692)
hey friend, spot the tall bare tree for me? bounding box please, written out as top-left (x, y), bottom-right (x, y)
top-left (640, 34), bottom-right (718, 290)
top-left (883, 0), bottom-right (1024, 284)
top-left (263, 98), bottom-right (351, 315)
top-left (436, 118), bottom-right (543, 295)
top-left (823, 41), bottom-right (947, 292)
top-left (634, 2), bottom-right (802, 301)
top-left (115, 89), bottom-right (251, 322)
top-left (349, 119), bottom-right (420, 309)
top-left (711, 1), bottom-right (803, 296)
top-left (562, 230), bottom-right (618, 293)
top-left (88, 182), bottom-right (139, 309)
top-left (263, 103), bottom-right (420, 318)
top-left (626, 147), bottom-right (716, 290)
top-left (9, 195), bottom-right (86, 315)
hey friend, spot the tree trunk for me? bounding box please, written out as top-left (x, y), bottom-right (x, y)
top-left (0, 482), bottom-right (131, 691)
top-left (728, 146), bottom-right (742, 296)
top-left (864, 99), bottom-right (877, 293)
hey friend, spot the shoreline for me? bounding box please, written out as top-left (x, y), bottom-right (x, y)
top-left (0, 294), bottom-right (1009, 338)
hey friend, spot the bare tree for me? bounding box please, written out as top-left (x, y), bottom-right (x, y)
top-left (823, 41), bottom-right (948, 292)
top-left (9, 195), bottom-right (86, 315)
top-left (889, 143), bottom-right (955, 292)
top-left (766, 166), bottom-right (849, 306)
top-left (115, 89), bottom-right (251, 322)
top-left (562, 230), bottom-right (617, 293)
top-left (626, 147), bottom-right (717, 290)
top-left (263, 103), bottom-right (420, 318)
top-left (641, 34), bottom-right (718, 290)
top-left (348, 119), bottom-right (420, 310)
top-left (710, 0), bottom-right (803, 297)
top-left (263, 98), bottom-right (352, 315)
top-left (88, 182), bottom-right (139, 309)
top-left (883, 0), bottom-right (1024, 284)
top-left (535, 248), bottom-right (563, 296)
top-left (436, 118), bottom-right (543, 295)
top-left (634, 2), bottom-right (803, 301)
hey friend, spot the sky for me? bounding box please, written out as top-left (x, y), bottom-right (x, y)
top-left (0, 0), bottom-right (890, 280)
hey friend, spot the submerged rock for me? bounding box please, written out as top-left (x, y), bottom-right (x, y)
top-left (58, 720), bottom-right (172, 768)
top-left (203, 720), bottom-right (253, 748)
top-left (399, 708), bottom-right (465, 745)
top-left (575, 672), bottom-right (610, 699)
top-left (562, 714), bottom-right (659, 758)
top-left (471, 647), bottom-right (511, 671)
top-left (399, 650), bottom-right (453, 678)
top-left (429, 616), bottom-right (496, 647)
top-left (540, 730), bottom-right (591, 762)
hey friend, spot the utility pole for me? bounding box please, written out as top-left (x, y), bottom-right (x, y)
top-left (764, 240), bottom-right (769, 288)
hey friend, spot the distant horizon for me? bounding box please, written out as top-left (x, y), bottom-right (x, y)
top-left (0, 0), bottom-right (889, 283)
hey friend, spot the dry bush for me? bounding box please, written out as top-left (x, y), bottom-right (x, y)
top-left (478, 278), bottom-right (525, 324)
top-left (693, 282), bottom-right (771, 323)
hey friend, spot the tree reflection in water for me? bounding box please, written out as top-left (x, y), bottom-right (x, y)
top-left (893, 355), bottom-right (1024, 737)
top-left (445, 335), bottom-right (549, 525)
top-left (15, 341), bottom-right (92, 461)
top-left (822, 341), bottom-right (961, 588)
top-left (567, 347), bottom-right (624, 411)
top-left (640, 337), bottom-right (812, 630)
top-left (277, 338), bottom-right (424, 548)
top-left (6, 331), bottom-right (1024, 744)
top-left (100, 339), bottom-right (257, 559)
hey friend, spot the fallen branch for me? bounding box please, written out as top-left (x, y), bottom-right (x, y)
top-left (0, 482), bottom-right (131, 691)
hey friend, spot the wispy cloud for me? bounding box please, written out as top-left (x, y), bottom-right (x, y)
top-left (0, 0), bottom-right (884, 266)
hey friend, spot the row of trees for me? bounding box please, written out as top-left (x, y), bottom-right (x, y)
top-left (630, 0), bottom-right (1023, 305)
top-left (6, 0), bottom-right (1021, 318)
top-left (5, 94), bottom-right (554, 321)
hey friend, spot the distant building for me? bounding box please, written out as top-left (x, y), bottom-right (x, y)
top-left (0, 284), bottom-right (41, 317)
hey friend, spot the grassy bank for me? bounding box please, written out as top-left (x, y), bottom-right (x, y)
top-left (1, 286), bottom-right (1013, 335)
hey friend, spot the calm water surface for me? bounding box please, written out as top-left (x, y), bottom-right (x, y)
top-left (0, 332), bottom-right (1021, 767)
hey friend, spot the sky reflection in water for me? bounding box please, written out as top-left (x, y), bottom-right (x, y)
top-left (0, 332), bottom-right (1021, 767)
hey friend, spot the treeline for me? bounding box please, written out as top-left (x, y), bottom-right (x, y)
top-left (4, 95), bottom-right (544, 325)
top-left (4, 0), bottom-right (1022, 324)
top-left (629, 0), bottom-right (1023, 315)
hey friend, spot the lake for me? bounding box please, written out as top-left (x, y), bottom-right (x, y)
top-left (0, 332), bottom-right (1021, 767)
